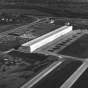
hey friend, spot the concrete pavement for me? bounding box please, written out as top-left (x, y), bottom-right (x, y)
top-left (21, 60), bottom-right (63, 88)
top-left (60, 59), bottom-right (88, 88)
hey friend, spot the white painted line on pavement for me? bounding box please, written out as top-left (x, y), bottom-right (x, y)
top-left (21, 61), bottom-right (63, 88)
top-left (60, 61), bottom-right (88, 88)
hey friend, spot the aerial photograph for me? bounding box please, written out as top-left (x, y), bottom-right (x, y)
top-left (0, 0), bottom-right (88, 88)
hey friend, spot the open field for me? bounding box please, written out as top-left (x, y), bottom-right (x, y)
top-left (0, 9), bottom-right (54, 16)
top-left (1, 3), bottom-right (88, 20)
top-left (58, 34), bottom-right (88, 58)
top-left (1, 2), bottom-right (88, 18)
top-left (27, 21), bottom-right (62, 37)
top-left (0, 14), bottom-right (38, 33)
top-left (0, 35), bottom-right (31, 51)
top-left (0, 52), bottom-right (58, 88)
top-left (0, 23), bottom-right (26, 33)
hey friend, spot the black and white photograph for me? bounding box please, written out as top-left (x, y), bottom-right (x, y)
top-left (0, 0), bottom-right (88, 88)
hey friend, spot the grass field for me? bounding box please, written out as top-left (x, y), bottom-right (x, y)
top-left (58, 34), bottom-right (88, 58)
top-left (0, 9), bottom-right (53, 16)
top-left (0, 3), bottom-right (88, 18)
top-left (0, 52), bottom-right (58, 88)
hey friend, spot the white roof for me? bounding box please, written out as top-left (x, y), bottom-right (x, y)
top-left (22, 26), bottom-right (72, 46)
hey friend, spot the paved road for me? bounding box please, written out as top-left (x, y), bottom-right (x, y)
top-left (21, 60), bottom-right (63, 88)
top-left (60, 59), bottom-right (88, 88)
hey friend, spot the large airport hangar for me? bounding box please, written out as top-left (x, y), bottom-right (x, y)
top-left (18, 26), bottom-right (72, 53)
